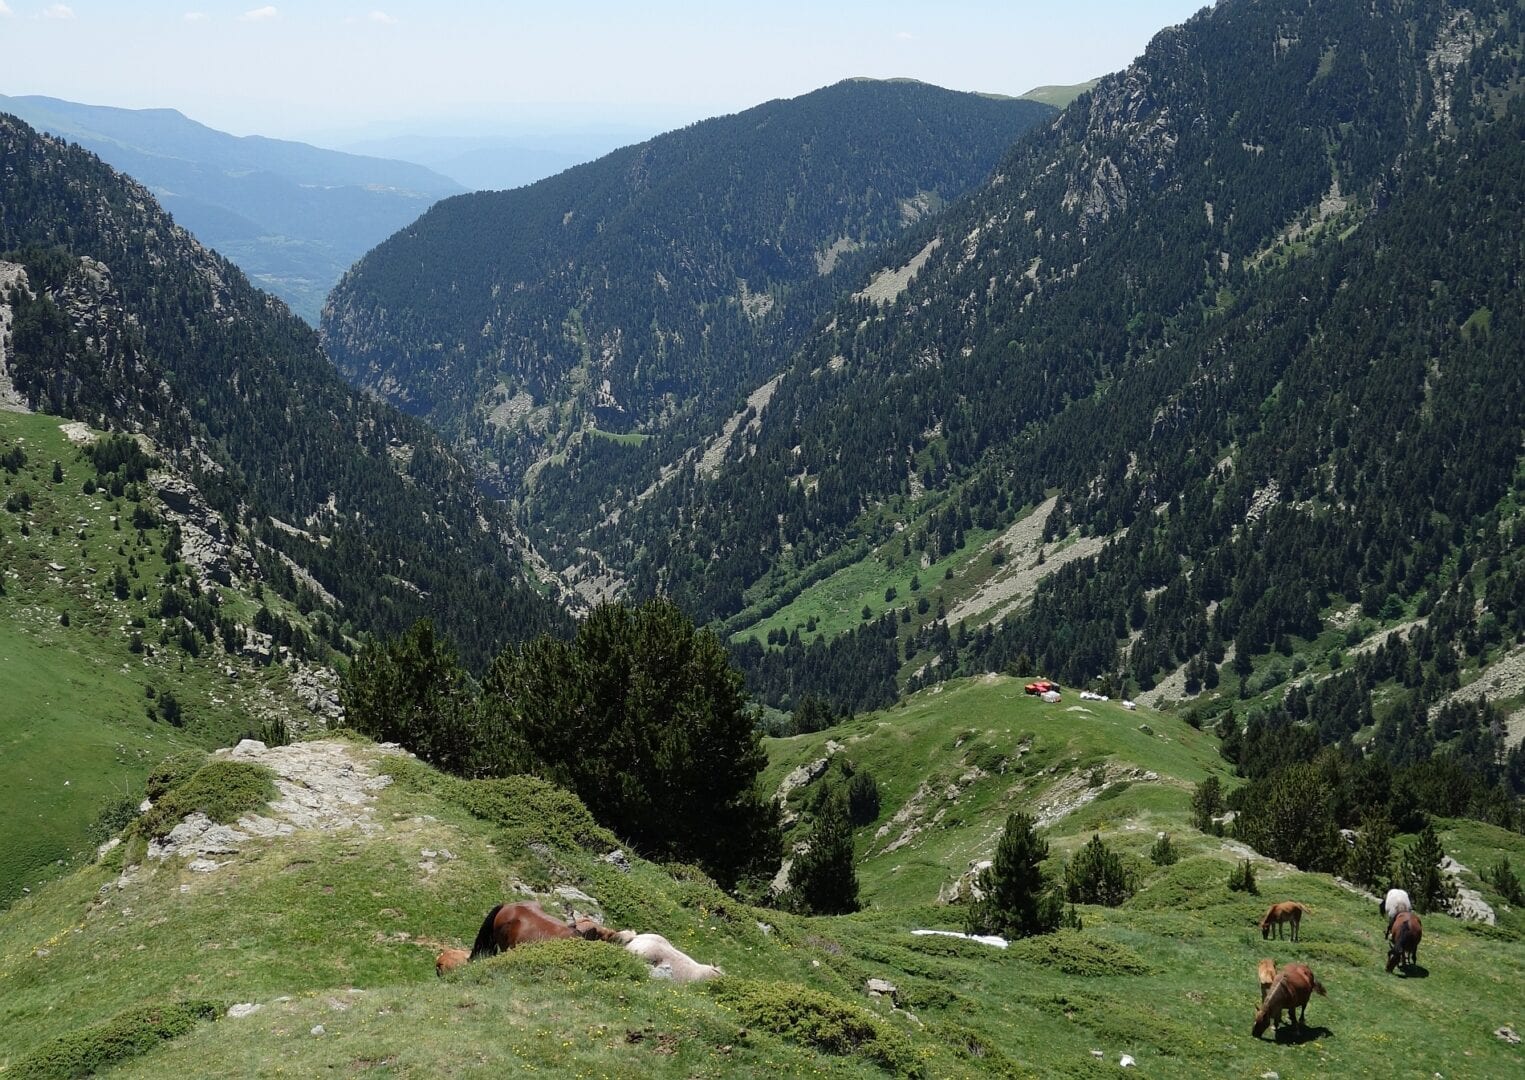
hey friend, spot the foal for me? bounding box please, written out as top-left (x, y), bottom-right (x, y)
top-left (1259, 901), bottom-right (1307, 941)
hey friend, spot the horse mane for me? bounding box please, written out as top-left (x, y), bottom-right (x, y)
top-left (470, 903), bottom-right (507, 961)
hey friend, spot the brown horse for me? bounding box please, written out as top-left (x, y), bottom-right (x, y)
top-left (1386, 910), bottom-right (1422, 973)
top-left (469, 901), bottom-right (622, 960)
top-left (1260, 901), bottom-right (1307, 941)
top-left (435, 947), bottom-right (470, 976)
top-left (1252, 962), bottom-right (1326, 1037)
top-left (1257, 958), bottom-right (1277, 1001)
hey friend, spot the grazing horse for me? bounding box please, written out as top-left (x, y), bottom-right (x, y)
top-left (435, 947), bottom-right (470, 976)
top-left (1380, 887), bottom-right (1412, 931)
top-left (1257, 958), bottom-right (1278, 1002)
top-left (1252, 962), bottom-right (1326, 1037)
top-left (469, 901), bottom-right (618, 960)
top-left (1260, 901), bottom-right (1307, 941)
top-left (622, 932), bottom-right (724, 983)
top-left (1386, 910), bottom-right (1422, 973)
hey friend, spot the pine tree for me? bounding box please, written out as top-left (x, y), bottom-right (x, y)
top-left (1064, 834), bottom-right (1137, 906)
top-left (1149, 832), bottom-right (1179, 867)
top-left (965, 812), bottom-right (1063, 939)
top-left (1399, 822), bottom-right (1457, 915)
top-left (1190, 776), bottom-right (1224, 834)
top-left (1484, 857), bottom-right (1524, 905)
top-left (1345, 811), bottom-right (1395, 892)
top-left (1228, 858), bottom-right (1258, 894)
top-left (785, 792), bottom-right (860, 915)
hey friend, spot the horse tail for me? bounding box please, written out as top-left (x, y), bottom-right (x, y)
top-left (1311, 976), bottom-right (1327, 997)
top-left (470, 904), bottom-right (506, 961)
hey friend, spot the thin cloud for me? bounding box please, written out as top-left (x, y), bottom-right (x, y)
top-left (895, 31), bottom-right (914, 41)
top-left (42, 3), bottom-right (76, 19)
top-left (238, 5), bottom-right (278, 21)
top-left (368, 10), bottom-right (397, 24)
top-left (0, 2), bottom-right (13, 18)
top-left (183, 11), bottom-right (209, 22)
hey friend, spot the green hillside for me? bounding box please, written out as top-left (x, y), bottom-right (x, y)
top-left (1019, 80), bottom-right (1100, 108)
top-left (0, 410), bottom-right (337, 905)
top-left (2, 693), bottom-right (1522, 1077)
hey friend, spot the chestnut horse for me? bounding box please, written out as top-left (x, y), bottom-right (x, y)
top-left (469, 901), bottom-right (623, 960)
top-left (1386, 910), bottom-right (1422, 973)
top-left (1260, 901), bottom-right (1307, 941)
top-left (435, 947), bottom-right (470, 976)
top-left (1257, 958), bottom-right (1277, 1001)
top-left (1252, 962), bottom-right (1326, 1037)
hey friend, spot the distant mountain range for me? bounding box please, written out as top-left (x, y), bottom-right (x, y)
top-left (341, 129), bottom-right (656, 193)
top-left (322, 79), bottom-right (1056, 556)
top-left (0, 95), bottom-right (464, 323)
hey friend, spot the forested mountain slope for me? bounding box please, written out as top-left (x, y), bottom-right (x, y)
top-left (321, 80), bottom-right (1054, 508)
top-left (584, 0), bottom-right (1525, 726)
top-left (0, 95), bottom-right (463, 324)
top-left (0, 112), bottom-right (568, 669)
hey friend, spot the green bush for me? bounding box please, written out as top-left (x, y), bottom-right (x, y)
top-left (710, 978), bottom-right (920, 1075)
top-left (1484, 857), bottom-right (1524, 905)
top-left (1227, 858), bottom-right (1258, 895)
top-left (9, 1000), bottom-right (220, 1079)
top-left (1149, 833), bottom-right (1179, 867)
top-left (1006, 931), bottom-right (1153, 977)
top-left (382, 759), bottom-right (620, 854)
top-left (144, 751), bottom-right (209, 801)
top-left (463, 938), bottom-right (648, 985)
top-left (136, 761), bottom-right (276, 839)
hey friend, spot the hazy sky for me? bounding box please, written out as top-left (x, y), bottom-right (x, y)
top-left (0, 1), bottom-right (1210, 140)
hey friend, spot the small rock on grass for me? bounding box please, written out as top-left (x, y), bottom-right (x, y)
top-left (310, 1024), bottom-right (325, 1036)
top-left (228, 1003), bottom-right (262, 1018)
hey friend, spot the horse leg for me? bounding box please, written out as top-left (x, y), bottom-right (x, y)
top-left (1292, 916), bottom-right (1299, 943)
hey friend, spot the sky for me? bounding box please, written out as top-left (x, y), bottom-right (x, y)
top-left (0, 1), bottom-right (1211, 141)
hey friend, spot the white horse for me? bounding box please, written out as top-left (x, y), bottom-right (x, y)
top-left (1381, 887), bottom-right (1411, 929)
top-left (622, 932), bottom-right (723, 983)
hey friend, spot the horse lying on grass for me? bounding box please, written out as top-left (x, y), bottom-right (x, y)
top-left (1387, 910), bottom-right (1422, 973)
top-left (1252, 962), bottom-right (1326, 1037)
top-left (435, 947), bottom-right (470, 976)
top-left (1260, 901), bottom-right (1308, 941)
top-left (622, 932), bottom-right (724, 983)
top-left (469, 901), bottom-right (625, 960)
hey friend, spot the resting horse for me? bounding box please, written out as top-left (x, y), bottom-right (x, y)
top-left (623, 932), bottom-right (724, 983)
top-left (435, 947), bottom-right (470, 976)
top-left (1252, 962), bottom-right (1326, 1037)
top-left (1386, 910), bottom-right (1422, 973)
top-left (469, 901), bottom-right (624, 960)
top-left (1260, 901), bottom-right (1307, 941)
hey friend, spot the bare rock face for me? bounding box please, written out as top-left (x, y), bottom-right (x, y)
top-left (1441, 856), bottom-right (1497, 924)
top-left (938, 859), bottom-right (993, 905)
top-left (774, 739), bottom-right (846, 827)
top-left (290, 665), bottom-right (344, 724)
top-left (149, 471), bottom-right (243, 585)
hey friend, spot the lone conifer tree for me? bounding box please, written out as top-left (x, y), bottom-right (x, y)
top-left (965, 811), bottom-right (1062, 938)
top-left (785, 792), bottom-right (860, 915)
top-left (1345, 810), bottom-right (1394, 892)
top-left (1064, 833), bottom-right (1136, 906)
top-left (1399, 822), bottom-right (1457, 915)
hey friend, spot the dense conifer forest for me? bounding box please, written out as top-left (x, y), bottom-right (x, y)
top-left (0, 113), bottom-right (568, 667)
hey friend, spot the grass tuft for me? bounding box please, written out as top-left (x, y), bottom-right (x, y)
top-left (457, 938), bottom-right (650, 985)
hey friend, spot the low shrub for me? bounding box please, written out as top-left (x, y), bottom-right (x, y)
top-left (464, 938), bottom-right (648, 985)
top-left (136, 761), bottom-right (275, 839)
top-left (1227, 858), bottom-right (1258, 895)
top-left (382, 759), bottom-right (619, 854)
top-left (710, 978), bottom-right (921, 1075)
top-left (1007, 931), bottom-right (1153, 977)
top-left (143, 750), bottom-right (208, 801)
top-left (10, 1000), bottom-right (221, 1079)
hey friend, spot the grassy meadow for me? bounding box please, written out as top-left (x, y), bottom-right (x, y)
top-left (1, 675), bottom-right (1521, 1076)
